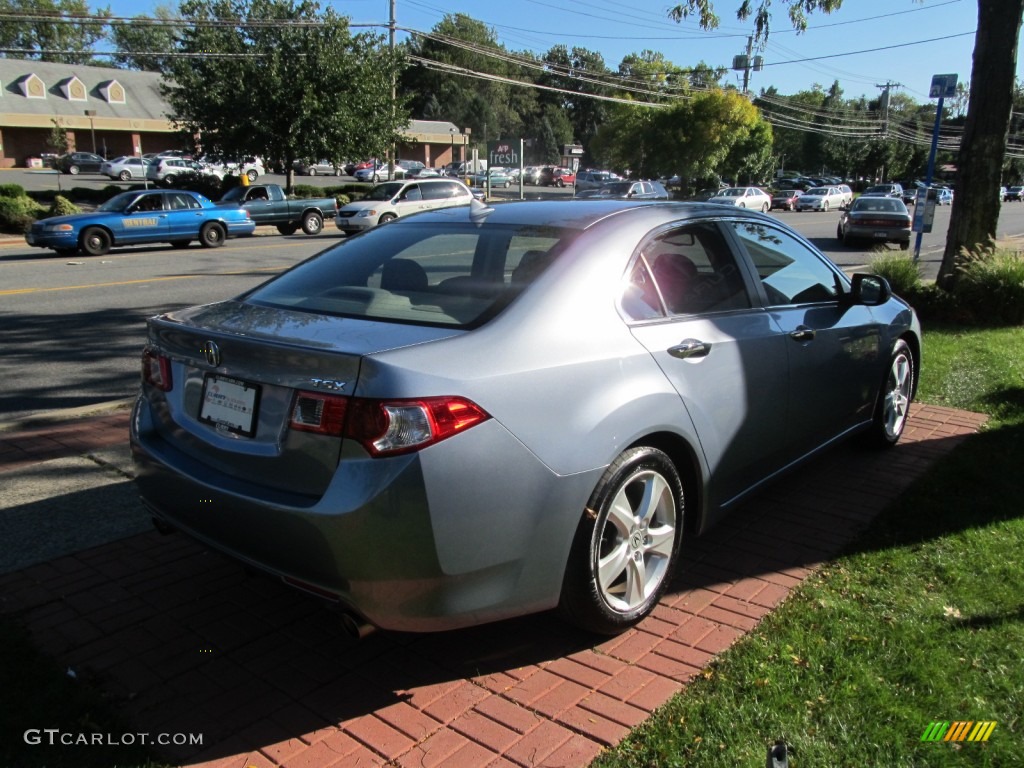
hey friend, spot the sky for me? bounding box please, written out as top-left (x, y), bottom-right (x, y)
top-left (100, 0), bottom-right (1018, 105)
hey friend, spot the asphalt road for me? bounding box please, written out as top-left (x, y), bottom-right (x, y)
top-left (4, 168), bottom-right (1024, 422)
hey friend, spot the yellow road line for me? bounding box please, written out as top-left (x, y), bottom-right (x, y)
top-left (0, 265), bottom-right (289, 296)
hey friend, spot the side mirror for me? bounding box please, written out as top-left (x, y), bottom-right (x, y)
top-left (849, 273), bottom-right (892, 306)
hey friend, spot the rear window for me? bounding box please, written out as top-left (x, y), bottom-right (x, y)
top-left (245, 222), bottom-right (571, 328)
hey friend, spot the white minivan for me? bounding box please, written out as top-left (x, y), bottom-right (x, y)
top-left (335, 178), bottom-right (474, 235)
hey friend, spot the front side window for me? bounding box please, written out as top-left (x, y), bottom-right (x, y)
top-left (728, 222), bottom-right (845, 305)
top-left (623, 222), bottom-right (751, 320)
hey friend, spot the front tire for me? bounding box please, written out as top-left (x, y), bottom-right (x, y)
top-left (377, 213), bottom-right (397, 225)
top-left (868, 340), bottom-right (914, 447)
top-left (301, 211), bottom-right (323, 235)
top-left (246, 169), bottom-right (258, 183)
top-left (199, 222), bottom-right (225, 248)
top-left (80, 227), bottom-right (111, 256)
top-left (118, 170), bottom-right (131, 181)
top-left (559, 446), bottom-right (684, 635)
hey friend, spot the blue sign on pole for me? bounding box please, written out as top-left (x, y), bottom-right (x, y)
top-left (914, 73), bottom-right (957, 261)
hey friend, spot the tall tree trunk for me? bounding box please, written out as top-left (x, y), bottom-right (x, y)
top-left (938, 0), bottom-right (1024, 289)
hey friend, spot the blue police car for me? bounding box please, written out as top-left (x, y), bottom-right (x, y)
top-left (26, 189), bottom-right (256, 256)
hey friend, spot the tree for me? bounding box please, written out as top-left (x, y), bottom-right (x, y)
top-left (669, 0), bottom-right (1024, 288)
top-left (164, 0), bottom-right (406, 190)
top-left (109, 5), bottom-right (183, 72)
top-left (537, 45), bottom-right (611, 150)
top-left (0, 0), bottom-right (109, 64)
top-left (400, 14), bottom-right (536, 150)
top-left (939, 0), bottom-right (1024, 287)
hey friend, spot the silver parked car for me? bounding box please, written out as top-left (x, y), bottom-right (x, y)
top-left (131, 200), bottom-right (920, 635)
top-left (101, 155), bottom-right (152, 181)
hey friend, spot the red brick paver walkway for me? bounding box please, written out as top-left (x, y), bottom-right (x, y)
top-left (0, 403), bottom-right (987, 767)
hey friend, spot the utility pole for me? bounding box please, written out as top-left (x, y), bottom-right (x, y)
top-left (874, 81), bottom-right (902, 138)
top-left (732, 36), bottom-right (763, 96)
top-left (389, 0), bottom-right (396, 180)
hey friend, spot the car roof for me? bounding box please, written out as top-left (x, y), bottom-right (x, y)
top-left (407, 198), bottom-right (774, 231)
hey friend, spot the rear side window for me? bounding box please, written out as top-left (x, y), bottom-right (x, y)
top-left (247, 222), bottom-right (571, 328)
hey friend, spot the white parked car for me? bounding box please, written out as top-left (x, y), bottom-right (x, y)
top-left (706, 186), bottom-right (772, 212)
top-left (335, 178), bottom-right (473, 234)
top-left (796, 186), bottom-right (848, 212)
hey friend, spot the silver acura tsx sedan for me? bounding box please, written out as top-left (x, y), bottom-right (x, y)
top-left (130, 199), bottom-right (920, 635)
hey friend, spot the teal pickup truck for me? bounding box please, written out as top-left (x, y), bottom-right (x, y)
top-left (218, 184), bottom-right (338, 235)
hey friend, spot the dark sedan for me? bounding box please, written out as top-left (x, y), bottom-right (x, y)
top-left (770, 189), bottom-right (802, 211)
top-left (837, 196), bottom-right (912, 249)
top-left (55, 151), bottom-right (106, 175)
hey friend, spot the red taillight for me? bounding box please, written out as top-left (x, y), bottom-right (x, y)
top-left (289, 392), bottom-right (489, 456)
top-left (290, 392), bottom-right (348, 435)
top-left (142, 349), bottom-right (172, 391)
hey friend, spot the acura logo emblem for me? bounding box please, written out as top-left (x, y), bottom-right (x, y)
top-left (200, 340), bottom-right (221, 367)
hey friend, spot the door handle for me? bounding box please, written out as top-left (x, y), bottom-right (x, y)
top-left (790, 327), bottom-right (815, 342)
top-left (668, 339), bottom-right (711, 359)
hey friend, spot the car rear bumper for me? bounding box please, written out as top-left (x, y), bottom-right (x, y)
top-left (129, 396), bottom-right (595, 632)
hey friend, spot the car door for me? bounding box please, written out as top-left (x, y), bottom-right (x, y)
top-left (624, 220), bottom-right (791, 512)
top-left (116, 192), bottom-right (169, 244)
top-left (725, 219), bottom-right (885, 458)
top-left (165, 192), bottom-right (204, 238)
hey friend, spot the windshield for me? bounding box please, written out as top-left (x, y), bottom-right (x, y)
top-left (720, 189), bottom-right (744, 197)
top-left (806, 187), bottom-right (829, 195)
top-left (98, 192), bottom-right (141, 212)
top-left (367, 182), bottom-right (405, 201)
top-left (599, 182), bottom-right (633, 195)
top-left (245, 221), bottom-right (574, 328)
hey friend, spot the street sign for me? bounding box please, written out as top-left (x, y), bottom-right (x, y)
top-left (929, 74), bottom-right (958, 99)
top-left (563, 144), bottom-right (584, 156)
top-left (488, 141), bottom-right (519, 168)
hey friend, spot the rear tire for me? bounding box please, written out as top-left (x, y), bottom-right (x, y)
top-left (559, 446), bottom-right (684, 635)
top-left (276, 223), bottom-right (298, 236)
top-left (301, 211), bottom-right (323, 235)
top-left (199, 222), bottom-right (225, 248)
top-left (68, 165), bottom-right (80, 175)
top-left (899, 241), bottom-right (910, 250)
top-left (761, 202), bottom-right (769, 213)
top-left (246, 169), bottom-right (258, 183)
top-left (307, 168), bottom-right (317, 177)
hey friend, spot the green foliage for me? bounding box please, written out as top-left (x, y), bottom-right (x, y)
top-left (47, 195), bottom-right (80, 217)
top-left (0, 183), bottom-right (26, 198)
top-left (109, 4), bottom-right (181, 71)
top-left (0, 195), bottom-right (46, 232)
top-left (165, 0), bottom-right (407, 183)
top-left (0, 0), bottom-right (110, 64)
top-left (954, 249), bottom-right (1024, 325)
top-left (869, 252), bottom-right (922, 297)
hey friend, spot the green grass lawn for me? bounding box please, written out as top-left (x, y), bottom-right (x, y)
top-left (594, 324), bottom-right (1024, 767)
